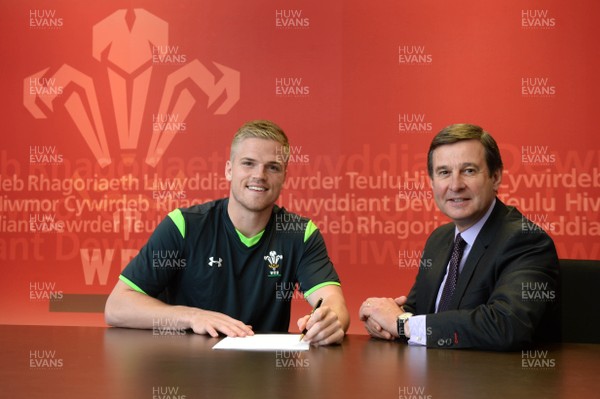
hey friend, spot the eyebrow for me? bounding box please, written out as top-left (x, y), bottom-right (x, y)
top-left (434, 162), bottom-right (480, 171)
top-left (459, 162), bottom-right (480, 169)
top-left (266, 160), bottom-right (285, 168)
top-left (238, 157), bottom-right (284, 167)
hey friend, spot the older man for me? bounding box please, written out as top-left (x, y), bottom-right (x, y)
top-left (360, 124), bottom-right (558, 350)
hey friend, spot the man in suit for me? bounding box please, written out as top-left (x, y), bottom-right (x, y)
top-left (359, 124), bottom-right (558, 350)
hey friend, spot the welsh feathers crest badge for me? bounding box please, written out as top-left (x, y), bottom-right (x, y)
top-left (264, 250), bottom-right (283, 277)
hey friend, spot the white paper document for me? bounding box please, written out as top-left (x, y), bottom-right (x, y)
top-left (212, 334), bottom-right (310, 351)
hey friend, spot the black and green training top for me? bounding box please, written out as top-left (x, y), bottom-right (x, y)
top-left (120, 198), bottom-right (341, 332)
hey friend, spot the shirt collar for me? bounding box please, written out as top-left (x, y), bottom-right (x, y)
top-left (455, 198), bottom-right (496, 247)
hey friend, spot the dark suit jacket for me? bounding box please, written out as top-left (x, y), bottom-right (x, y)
top-left (404, 199), bottom-right (558, 351)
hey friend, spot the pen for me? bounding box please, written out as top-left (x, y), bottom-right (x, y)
top-left (299, 297), bottom-right (323, 341)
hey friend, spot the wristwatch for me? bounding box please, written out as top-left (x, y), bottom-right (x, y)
top-left (397, 312), bottom-right (413, 341)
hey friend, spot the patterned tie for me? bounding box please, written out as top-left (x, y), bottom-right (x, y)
top-left (437, 233), bottom-right (467, 312)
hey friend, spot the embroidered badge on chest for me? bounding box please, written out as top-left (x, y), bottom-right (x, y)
top-left (264, 250), bottom-right (283, 277)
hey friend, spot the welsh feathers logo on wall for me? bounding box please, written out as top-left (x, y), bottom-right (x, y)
top-left (23, 8), bottom-right (240, 168)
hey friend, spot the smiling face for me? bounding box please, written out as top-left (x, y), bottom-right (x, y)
top-left (430, 139), bottom-right (502, 231)
top-left (225, 137), bottom-right (287, 216)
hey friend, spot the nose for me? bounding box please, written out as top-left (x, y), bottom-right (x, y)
top-left (448, 171), bottom-right (465, 192)
top-left (251, 165), bottom-right (267, 180)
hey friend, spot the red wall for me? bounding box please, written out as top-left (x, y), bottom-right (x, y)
top-left (1, 0), bottom-right (598, 335)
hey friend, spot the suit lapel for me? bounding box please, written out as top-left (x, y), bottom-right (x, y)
top-left (450, 239), bottom-right (486, 309)
top-left (424, 228), bottom-right (454, 313)
top-left (450, 200), bottom-right (508, 309)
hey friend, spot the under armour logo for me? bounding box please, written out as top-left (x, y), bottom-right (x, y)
top-left (208, 257), bottom-right (223, 267)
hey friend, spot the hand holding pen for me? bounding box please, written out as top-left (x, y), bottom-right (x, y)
top-left (299, 298), bottom-right (323, 341)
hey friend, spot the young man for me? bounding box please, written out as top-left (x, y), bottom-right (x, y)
top-left (359, 124), bottom-right (558, 350)
top-left (105, 120), bottom-right (349, 345)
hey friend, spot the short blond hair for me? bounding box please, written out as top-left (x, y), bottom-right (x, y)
top-left (230, 120), bottom-right (290, 162)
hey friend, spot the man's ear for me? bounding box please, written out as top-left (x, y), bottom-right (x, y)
top-left (492, 168), bottom-right (503, 192)
top-left (225, 160), bottom-right (232, 181)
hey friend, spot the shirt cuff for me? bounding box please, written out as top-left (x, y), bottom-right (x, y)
top-left (407, 315), bottom-right (427, 346)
